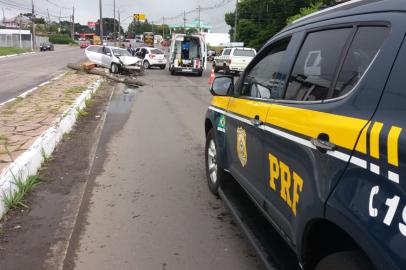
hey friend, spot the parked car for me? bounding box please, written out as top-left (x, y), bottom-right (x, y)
top-left (39, 42), bottom-right (54, 51)
top-left (134, 47), bottom-right (167, 70)
top-left (85, 45), bottom-right (143, 74)
top-left (205, 1), bottom-right (406, 270)
top-left (213, 47), bottom-right (256, 74)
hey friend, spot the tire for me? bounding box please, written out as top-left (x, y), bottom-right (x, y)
top-left (197, 71), bottom-right (203, 77)
top-left (205, 129), bottom-right (229, 196)
top-left (316, 251), bottom-right (376, 270)
top-left (110, 63), bottom-right (120, 74)
top-left (170, 67), bottom-right (176, 75)
top-left (224, 66), bottom-right (230, 75)
top-left (160, 65), bottom-right (166, 70)
top-left (213, 62), bottom-right (219, 72)
top-left (143, 60), bottom-right (150, 69)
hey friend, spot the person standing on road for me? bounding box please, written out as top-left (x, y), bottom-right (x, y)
top-left (127, 44), bottom-right (135, 56)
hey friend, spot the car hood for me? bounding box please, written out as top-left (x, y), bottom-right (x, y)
top-left (117, 56), bottom-right (141, 65)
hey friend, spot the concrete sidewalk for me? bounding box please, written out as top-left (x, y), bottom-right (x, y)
top-left (0, 71), bottom-right (102, 216)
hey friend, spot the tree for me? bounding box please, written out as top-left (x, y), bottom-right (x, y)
top-left (225, 0), bottom-right (335, 49)
top-left (95, 18), bottom-right (123, 37)
top-left (186, 27), bottom-right (199, 34)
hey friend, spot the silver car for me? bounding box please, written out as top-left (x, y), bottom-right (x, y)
top-left (85, 45), bottom-right (143, 73)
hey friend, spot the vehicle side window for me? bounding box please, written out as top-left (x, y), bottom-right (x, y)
top-left (240, 41), bottom-right (289, 99)
top-left (96, 46), bottom-right (104, 54)
top-left (332, 27), bottom-right (388, 98)
top-left (284, 28), bottom-right (353, 101)
top-left (223, 49), bottom-right (231, 56)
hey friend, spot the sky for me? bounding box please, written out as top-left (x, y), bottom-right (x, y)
top-left (0, 0), bottom-right (235, 33)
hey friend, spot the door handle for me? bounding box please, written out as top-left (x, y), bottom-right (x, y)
top-left (311, 138), bottom-right (336, 152)
top-left (250, 115), bottom-right (263, 127)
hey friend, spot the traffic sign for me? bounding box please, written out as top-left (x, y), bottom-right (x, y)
top-left (133, 13), bottom-right (146, 22)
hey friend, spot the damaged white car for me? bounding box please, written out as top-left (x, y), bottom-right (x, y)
top-left (85, 45), bottom-right (144, 74)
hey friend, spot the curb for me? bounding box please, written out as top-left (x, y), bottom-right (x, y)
top-left (0, 77), bottom-right (104, 217)
top-left (0, 51), bottom-right (35, 60)
top-left (0, 72), bottom-right (67, 107)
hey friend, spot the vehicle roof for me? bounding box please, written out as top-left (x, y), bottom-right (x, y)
top-left (280, 0), bottom-right (406, 35)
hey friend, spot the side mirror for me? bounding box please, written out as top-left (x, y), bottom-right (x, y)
top-left (210, 76), bottom-right (233, 96)
top-left (107, 52), bottom-right (112, 56)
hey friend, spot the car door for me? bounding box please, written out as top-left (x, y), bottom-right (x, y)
top-left (261, 24), bottom-right (398, 245)
top-left (101, 47), bottom-right (113, 68)
top-left (226, 39), bottom-right (293, 207)
top-left (86, 46), bottom-right (102, 65)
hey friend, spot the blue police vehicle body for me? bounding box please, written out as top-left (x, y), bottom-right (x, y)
top-left (204, 1), bottom-right (406, 269)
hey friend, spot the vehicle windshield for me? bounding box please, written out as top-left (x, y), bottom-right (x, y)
top-left (233, 49), bottom-right (255, 57)
top-left (150, 49), bottom-right (163, 54)
top-left (112, 48), bottom-right (132, 57)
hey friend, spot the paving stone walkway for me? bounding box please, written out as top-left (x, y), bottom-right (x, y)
top-left (0, 71), bottom-right (100, 172)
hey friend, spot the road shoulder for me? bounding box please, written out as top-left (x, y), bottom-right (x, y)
top-left (0, 81), bottom-right (115, 270)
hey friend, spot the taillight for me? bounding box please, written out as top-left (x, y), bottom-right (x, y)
top-left (228, 59), bottom-right (232, 64)
top-left (149, 54), bottom-right (156, 59)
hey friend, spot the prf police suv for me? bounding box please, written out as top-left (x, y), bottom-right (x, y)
top-left (204, 1), bottom-right (406, 270)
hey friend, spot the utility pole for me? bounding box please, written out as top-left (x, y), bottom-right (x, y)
top-left (99, 0), bottom-right (103, 41)
top-left (71, 6), bottom-right (75, 40)
top-left (118, 9), bottom-right (121, 42)
top-left (2, 8), bottom-right (5, 23)
top-left (31, 0), bottom-right (36, 50)
top-left (151, 21), bottom-right (154, 33)
top-left (59, 9), bottom-right (61, 33)
top-left (46, 8), bottom-right (50, 24)
top-left (162, 16), bottom-right (165, 38)
top-left (183, 11), bottom-right (186, 32)
top-left (113, 0), bottom-right (116, 41)
top-left (233, 0), bottom-right (238, 42)
top-left (198, 5), bottom-right (201, 33)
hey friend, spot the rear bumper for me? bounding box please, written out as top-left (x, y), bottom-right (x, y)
top-left (229, 66), bottom-right (246, 72)
top-left (173, 67), bottom-right (202, 74)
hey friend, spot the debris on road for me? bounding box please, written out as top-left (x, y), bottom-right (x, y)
top-left (67, 63), bottom-right (144, 88)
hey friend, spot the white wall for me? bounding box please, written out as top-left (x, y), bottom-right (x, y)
top-left (203, 33), bottom-right (230, 47)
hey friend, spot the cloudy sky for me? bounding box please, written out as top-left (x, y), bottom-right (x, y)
top-left (1, 0), bottom-right (235, 32)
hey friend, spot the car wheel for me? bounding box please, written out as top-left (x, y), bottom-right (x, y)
top-left (143, 61), bottom-right (150, 69)
top-left (213, 62), bottom-right (219, 72)
top-left (160, 65), bottom-right (166, 70)
top-left (205, 129), bottom-right (230, 196)
top-left (110, 63), bottom-right (120, 74)
top-left (316, 251), bottom-right (375, 270)
top-left (197, 71), bottom-right (203, 77)
top-left (224, 66), bottom-right (230, 75)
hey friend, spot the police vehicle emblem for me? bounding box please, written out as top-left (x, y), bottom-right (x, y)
top-left (237, 127), bottom-right (247, 167)
top-left (217, 115), bottom-right (226, 133)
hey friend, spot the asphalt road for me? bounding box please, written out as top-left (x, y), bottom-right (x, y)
top-left (63, 69), bottom-right (263, 270)
top-left (0, 45), bottom-right (86, 104)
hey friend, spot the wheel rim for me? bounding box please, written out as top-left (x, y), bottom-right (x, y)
top-left (112, 64), bottom-right (117, 73)
top-left (207, 139), bottom-right (218, 184)
top-left (143, 61), bottom-right (149, 69)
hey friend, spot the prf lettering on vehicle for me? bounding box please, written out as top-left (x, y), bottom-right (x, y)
top-left (269, 152), bottom-right (304, 216)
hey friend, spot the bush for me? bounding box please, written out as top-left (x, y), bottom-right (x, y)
top-left (48, 35), bottom-right (74, 44)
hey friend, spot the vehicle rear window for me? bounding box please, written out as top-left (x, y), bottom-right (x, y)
top-left (233, 49), bottom-right (255, 57)
top-left (150, 49), bottom-right (163, 54)
top-left (284, 28), bottom-right (353, 101)
top-left (333, 27), bottom-right (388, 98)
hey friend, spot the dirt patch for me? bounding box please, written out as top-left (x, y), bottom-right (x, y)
top-left (0, 72), bottom-right (99, 172)
top-left (0, 81), bottom-right (115, 270)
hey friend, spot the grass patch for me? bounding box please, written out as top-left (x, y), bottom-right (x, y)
top-left (40, 147), bottom-right (52, 164)
top-left (66, 86), bottom-right (86, 95)
top-left (2, 175), bottom-right (41, 214)
top-left (0, 47), bottom-right (30, 57)
top-left (75, 107), bottom-right (88, 117)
